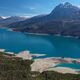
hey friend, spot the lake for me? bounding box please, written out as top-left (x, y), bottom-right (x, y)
top-left (57, 63), bottom-right (80, 70)
top-left (0, 28), bottom-right (80, 58)
top-left (0, 28), bottom-right (80, 69)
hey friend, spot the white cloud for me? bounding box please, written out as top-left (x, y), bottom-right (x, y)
top-left (29, 7), bottom-right (36, 10)
top-left (22, 5), bottom-right (36, 10)
top-left (20, 15), bottom-right (31, 18)
top-left (77, 5), bottom-right (80, 8)
top-left (1, 16), bottom-right (10, 19)
top-left (73, 4), bottom-right (80, 8)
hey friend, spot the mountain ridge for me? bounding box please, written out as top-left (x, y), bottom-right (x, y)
top-left (7, 2), bottom-right (80, 37)
top-left (0, 16), bottom-right (27, 27)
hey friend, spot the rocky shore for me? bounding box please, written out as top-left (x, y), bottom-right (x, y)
top-left (0, 49), bottom-right (80, 74)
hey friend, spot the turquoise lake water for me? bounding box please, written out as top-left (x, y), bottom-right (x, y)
top-left (57, 63), bottom-right (80, 70)
top-left (0, 28), bottom-right (80, 58)
top-left (0, 28), bottom-right (80, 69)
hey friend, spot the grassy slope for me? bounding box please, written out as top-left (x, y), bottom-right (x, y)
top-left (0, 52), bottom-right (80, 80)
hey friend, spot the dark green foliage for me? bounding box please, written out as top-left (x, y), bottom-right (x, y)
top-left (39, 71), bottom-right (80, 80)
top-left (0, 52), bottom-right (33, 80)
top-left (0, 52), bottom-right (80, 80)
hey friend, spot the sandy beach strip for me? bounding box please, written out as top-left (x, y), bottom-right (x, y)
top-left (31, 53), bottom-right (46, 57)
top-left (0, 49), bottom-right (5, 52)
top-left (15, 51), bottom-right (46, 60)
top-left (15, 51), bottom-right (32, 60)
top-left (31, 58), bottom-right (60, 73)
top-left (31, 57), bottom-right (80, 74)
top-left (46, 67), bottom-right (79, 74)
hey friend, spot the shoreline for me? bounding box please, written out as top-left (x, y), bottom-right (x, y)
top-left (46, 67), bottom-right (79, 74)
top-left (1, 27), bottom-right (79, 39)
top-left (23, 32), bottom-right (80, 39)
top-left (0, 48), bottom-right (80, 63)
top-left (24, 32), bottom-right (50, 36)
top-left (0, 49), bottom-right (80, 74)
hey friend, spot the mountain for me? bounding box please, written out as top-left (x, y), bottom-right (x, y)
top-left (8, 2), bottom-right (80, 37)
top-left (0, 16), bottom-right (3, 20)
top-left (49, 2), bottom-right (80, 20)
top-left (0, 16), bottom-right (5, 26)
top-left (0, 17), bottom-right (4, 22)
top-left (0, 16), bottom-right (27, 27)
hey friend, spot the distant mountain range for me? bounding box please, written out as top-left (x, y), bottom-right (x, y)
top-left (0, 16), bottom-right (27, 27)
top-left (7, 2), bottom-right (80, 37)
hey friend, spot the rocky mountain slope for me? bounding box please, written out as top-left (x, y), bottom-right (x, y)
top-left (0, 16), bottom-right (27, 27)
top-left (8, 2), bottom-right (80, 37)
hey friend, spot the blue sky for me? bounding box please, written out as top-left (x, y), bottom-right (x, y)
top-left (0, 0), bottom-right (80, 17)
